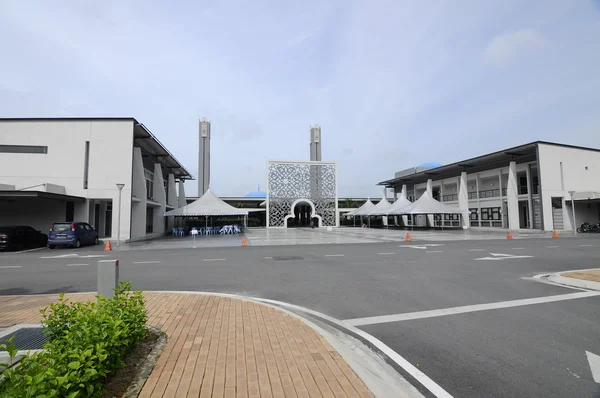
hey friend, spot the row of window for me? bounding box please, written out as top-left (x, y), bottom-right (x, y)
top-left (0, 145), bottom-right (48, 154)
top-left (469, 207), bottom-right (502, 221)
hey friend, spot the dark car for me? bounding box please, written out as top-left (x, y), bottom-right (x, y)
top-left (0, 226), bottom-right (48, 252)
top-left (48, 222), bottom-right (99, 249)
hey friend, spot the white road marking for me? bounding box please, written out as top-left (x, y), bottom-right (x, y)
top-left (377, 252), bottom-right (395, 255)
top-left (10, 247), bottom-right (46, 254)
top-left (203, 258), bottom-right (226, 262)
top-left (399, 244), bottom-right (445, 250)
top-left (426, 250), bottom-right (444, 253)
top-left (546, 245), bottom-right (559, 248)
top-left (264, 257), bottom-right (273, 259)
top-left (580, 244), bottom-right (594, 247)
top-left (325, 254), bottom-right (344, 257)
top-left (133, 261), bottom-right (160, 264)
top-left (66, 264), bottom-right (88, 267)
top-left (0, 266), bottom-right (21, 269)
top-left (40, 254), bottom-right (108, 259)
top-left (586, 351), bottom-right (600, 383)
top-left (512, 247), bottom-right (525, 250)
top-left (344, 291), bottom-right (600, 326)
top-left (468, 249), bottom-right (484, 252)
top-left (475, 252), bottom-right (533, 261)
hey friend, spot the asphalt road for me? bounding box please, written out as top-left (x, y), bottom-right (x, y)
top-left (1, 237), bottom-right (599, 397)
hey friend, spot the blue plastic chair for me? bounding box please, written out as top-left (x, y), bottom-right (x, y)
top-left (172, 228), bottom-right (178, 237)
top-left (177, 228), bottom-right (184, 237)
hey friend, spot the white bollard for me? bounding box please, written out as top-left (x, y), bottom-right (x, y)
top-left (97, 259), bottom-right (119, 298)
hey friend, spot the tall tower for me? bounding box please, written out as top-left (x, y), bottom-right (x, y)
top-left (310, 125), bottom-right (322, 161)
top-left (198, 118), bottom-right (211, 196)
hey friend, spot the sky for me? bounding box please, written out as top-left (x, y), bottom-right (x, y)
top-left (1, 0), bottom-right (599, 198)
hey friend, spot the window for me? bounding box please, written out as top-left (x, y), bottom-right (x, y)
top-left (0, 145), bottom-right (48, 154)
top-left (84, 224), bottom-right (92, 231)
top-left (469, 208), bottom-right (478, 221)
top-left (481, 207), bottom-right (501, 221)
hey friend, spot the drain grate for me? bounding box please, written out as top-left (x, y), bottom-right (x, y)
top-left (273, 256), bottom-right (304, 261)
top-left (0, 328), bottom-right (48, 351)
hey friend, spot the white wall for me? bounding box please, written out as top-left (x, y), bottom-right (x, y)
top-left (0, 120), bottom-right (135, 239)
top-left (538, 143), bottom-right (600, 230)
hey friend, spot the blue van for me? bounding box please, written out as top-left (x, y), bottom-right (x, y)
top-left (48, 222), bottom-right (99, 249)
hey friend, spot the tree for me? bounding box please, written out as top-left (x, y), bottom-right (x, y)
top-left (344, 198), bottom-right (358, 208)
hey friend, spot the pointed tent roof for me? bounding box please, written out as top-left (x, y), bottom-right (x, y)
top-left (400, 191), bottom-right (470, 215)
top-left (350, 199), bottom-right (375, 216)
top-left (384, 194), bottom-right (413, 215)
top-left (366, 196), bottom-right (393, 216)
top-left (164, 188), bottom-right (249, 217)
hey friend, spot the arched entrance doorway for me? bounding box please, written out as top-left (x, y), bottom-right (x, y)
top-left (284, 199), bottom-right (322, 228)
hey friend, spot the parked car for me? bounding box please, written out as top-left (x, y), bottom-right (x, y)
top-left (48, 222), bottom-right (99, 249)
top-left (0, 226), bottom-right (48, 252)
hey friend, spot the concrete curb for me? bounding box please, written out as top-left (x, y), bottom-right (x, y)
top-left (123, 326), bottom-right (168, 398)
top-left (547, 269), bottom-right (600, 291)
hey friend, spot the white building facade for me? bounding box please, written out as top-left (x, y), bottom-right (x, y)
top-left (0, 118), bottom-right (191, 241)
top-left (379, 141), bottom-right (600, 232)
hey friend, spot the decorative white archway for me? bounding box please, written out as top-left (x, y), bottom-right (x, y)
top-left (283, 198), bottom-right (323, 228)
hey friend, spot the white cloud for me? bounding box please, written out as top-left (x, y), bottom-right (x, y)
top-left (483, 29), bottom-right (547, 66)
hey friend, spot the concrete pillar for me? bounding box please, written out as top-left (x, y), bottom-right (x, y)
top-left (98, 201), bottom-right (107, 237)
top-left (526, 165), bottom-right (533, 229)
top-left (458, 172), bottom-right (469, 229)
top-left (426, 179), bottom-right (434, 227)
top-left (401, 184), bottom-right (408, 226)
top-left (130, 147), bottom-right (147, 239)
top-left (393, 187), bottom-right (398, 201)
top-left (178, 180), bottom-right (187, 208)
top-left (153, 164), bottom-right (167, 235)
top-left (507, 161), bottom-right (520, 230)
top-left (74, 200), bottom-right (90, 223)
top-left (167, 174), bottom-right (177, 230)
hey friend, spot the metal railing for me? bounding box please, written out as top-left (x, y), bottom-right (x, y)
top-left (442, 194), bottom-right (458, 202)
top-left (478, 189), bottom-right (501, 198)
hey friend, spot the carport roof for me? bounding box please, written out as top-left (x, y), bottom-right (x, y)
top-left (0, 117), bottom-right (193, 181)
top-left (378, 141), bottom-right (600, 188)
top-left (0, 190), bottom-right (86, 202)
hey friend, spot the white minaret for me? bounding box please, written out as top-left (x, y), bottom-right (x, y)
top-left (198, 118), bottom-right (211, 196)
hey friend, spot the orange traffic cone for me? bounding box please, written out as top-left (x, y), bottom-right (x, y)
top-left (552, 230), bottom-right (559, 239)
top-left (241, 235), bottom-right (247, 247)
top-left (506, 232), bottom-right (513, 240)
top-left (104, 240), bottom-right (112, 251)
top-left (405, 232), bottom-right (412, 242)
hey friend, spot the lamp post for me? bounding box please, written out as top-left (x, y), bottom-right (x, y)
top-left (116, 184), bottom-right (125, 246)
top-left (568, 190), bottom-right (576, 236)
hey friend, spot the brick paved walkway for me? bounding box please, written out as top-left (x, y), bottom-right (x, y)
top-left (0, 292), bottom-right (373, 398)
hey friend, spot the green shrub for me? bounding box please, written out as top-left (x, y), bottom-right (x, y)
top-left (0, 282), bottom-right (147, 398)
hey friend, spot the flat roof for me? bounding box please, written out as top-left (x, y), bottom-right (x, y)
top-left (0, 117), bottom-right (193, 180)
top-left (0, 190), bottom-right (86, 202)
top-left (378, 141), bottom-right (600, 187)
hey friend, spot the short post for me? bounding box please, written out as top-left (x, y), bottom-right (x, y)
top-left (97, 259), bottom-right (119, 298)
top-left (191, 227), bottom-right (198, 248)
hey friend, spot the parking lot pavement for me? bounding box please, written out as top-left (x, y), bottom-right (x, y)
top-left (1, 237), bottom-right (599, 396)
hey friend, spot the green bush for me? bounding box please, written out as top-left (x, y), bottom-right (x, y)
top-left (0, 282), bottom-right (147, 398)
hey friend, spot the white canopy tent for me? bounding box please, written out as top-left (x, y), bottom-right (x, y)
top-left (384, 194), bottom-right (412, 215)
top-left (164, 188), bottom-right (249, 217)
top-left (366, 196), bottom-right (392, 216)
top-left (401, 191), bottom-right (469, 215)
top-left (164, 188), bottom-right (249, 231)
top-left (346, 199), bottom-right (374, 227)
top-left (350, 199), bottom-right (375, 216)
top-left (400, 191), bottom-right (469, 230)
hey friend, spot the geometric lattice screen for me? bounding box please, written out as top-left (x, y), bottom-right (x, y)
top-left (266, 161), bottom-right (338, 227)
